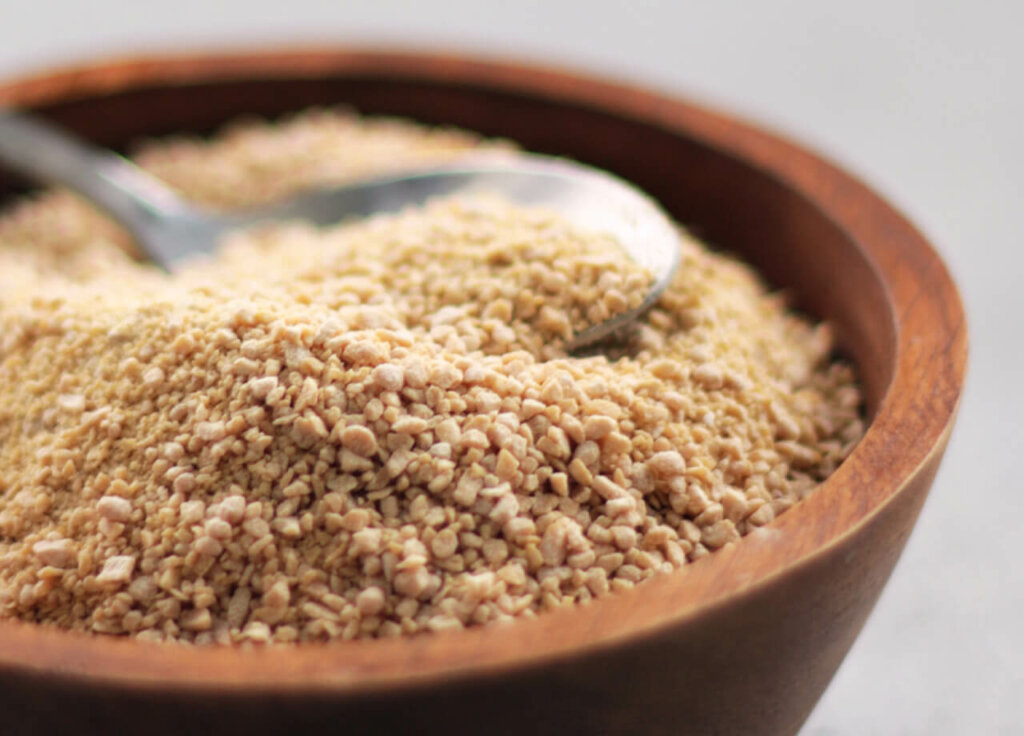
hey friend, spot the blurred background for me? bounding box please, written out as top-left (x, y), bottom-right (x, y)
top-left (0, 1), bottom-right (1019, 733)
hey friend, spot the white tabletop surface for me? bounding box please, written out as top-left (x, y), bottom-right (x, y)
top-left (0, 1), bottom-right (1019, 733)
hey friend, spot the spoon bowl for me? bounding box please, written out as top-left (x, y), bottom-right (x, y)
top-left (0, 111), bottom-right (680, 351)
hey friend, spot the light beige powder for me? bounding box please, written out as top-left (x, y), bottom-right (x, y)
top-left (0, 110), bottom-right (863, 644)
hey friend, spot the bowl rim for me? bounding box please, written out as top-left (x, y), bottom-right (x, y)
top-left (0, 46), bottom-right (967, 694)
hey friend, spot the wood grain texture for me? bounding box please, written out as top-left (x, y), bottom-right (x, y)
top-left (0, 48), bottom-right (967, 735)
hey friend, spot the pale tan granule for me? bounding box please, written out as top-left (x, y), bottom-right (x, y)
top-left (0, 108), bottom-right (863, 644)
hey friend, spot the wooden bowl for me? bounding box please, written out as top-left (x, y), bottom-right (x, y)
top-left (0, 49), bottom-right (966, 736)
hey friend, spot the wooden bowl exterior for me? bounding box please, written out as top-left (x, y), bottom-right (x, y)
top-left (0, 50), bottom-right (966, 736)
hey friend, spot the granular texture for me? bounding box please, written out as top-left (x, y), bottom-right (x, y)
top-left (0, 110), bottom-right (864, 644)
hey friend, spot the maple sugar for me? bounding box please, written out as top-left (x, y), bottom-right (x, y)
top-left (0, 110), bottom-right (863, 644)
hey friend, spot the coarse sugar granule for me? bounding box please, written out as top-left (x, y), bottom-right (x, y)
top-left (0, 109), bottom-right (864, 644)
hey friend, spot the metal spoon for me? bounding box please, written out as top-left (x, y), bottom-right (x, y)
top-left (0, 110), bottom-right (680, 350)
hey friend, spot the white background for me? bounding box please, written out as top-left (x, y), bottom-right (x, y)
top-left (0, 1), bottom-right (1019, 733)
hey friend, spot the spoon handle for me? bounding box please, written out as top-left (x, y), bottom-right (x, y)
top-left (0, 110), bottom-right (191, 232)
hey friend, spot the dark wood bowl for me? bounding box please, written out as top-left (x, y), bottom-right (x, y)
top-left (0, 49), bottom-right (966, 736)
